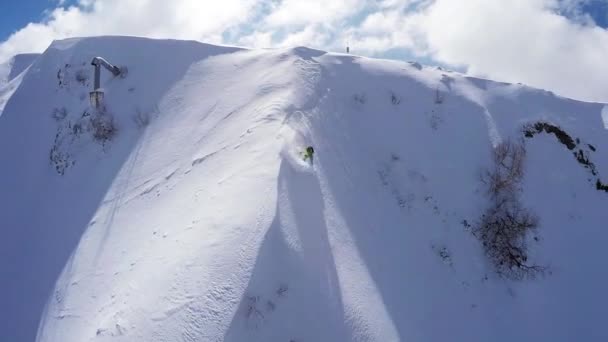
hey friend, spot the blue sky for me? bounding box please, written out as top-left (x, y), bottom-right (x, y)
top-left (568, 0), bottom-right (608, 26)
top-left (0, 1), bottom-right (49, 40)
top-left (0, 1), bottom-right (73, 41)
top-left (586, 1), bottom-right (608, 26)
top-left (1, 0), bottom-right (608, 102)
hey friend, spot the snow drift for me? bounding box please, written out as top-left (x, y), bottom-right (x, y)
top-left (0, 36), bottom-right (606, 342)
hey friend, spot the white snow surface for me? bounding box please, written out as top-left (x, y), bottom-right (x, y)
top-left (0, 53), bottom-right (40, 115)
top-left (0, 36), bottom-right (607, 342)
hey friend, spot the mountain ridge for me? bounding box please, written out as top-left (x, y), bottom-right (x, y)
top-left (0, 36), bottom-right (606, 342)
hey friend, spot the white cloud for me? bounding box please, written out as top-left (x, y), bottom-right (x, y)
top-left (265, 0), bottom-right (365, 27)
top-left (1, 0), bottom-right (608, 102)
top-left (0, 0), bottom-right (259, 62)
top-left (346, 9), bottom-right (422, 51)
top-left (339, 0), bottom-right (608, 102)
top-left (280, 24), bottom-right (331, 47)
top-left (413, 0), bottom-right (608, 102)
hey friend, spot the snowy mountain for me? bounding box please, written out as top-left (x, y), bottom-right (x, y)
top-left (0, 53), bottom-right (40, 115)
top-left (0, 36), bottom-right (607, 342)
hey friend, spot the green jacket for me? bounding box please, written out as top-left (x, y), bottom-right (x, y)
top-left (303, 146), bottom-right (314, 162)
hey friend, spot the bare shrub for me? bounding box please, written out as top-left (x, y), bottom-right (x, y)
top-left (49, 145), bottom-right (72, 175)
top-left (476, 199), bottom-right (543, 280)
top-left (75, 69), bottom-right (89, 85)
top-left (431, 243), bottom-right (453, 267)
top-left (523, 122), bottom-right (576, 150)
top-left (475, 139), bottom-right (545, 280)
top-left (481, 140), bottom-right (526, 201)
top-left (597, 179), bottom-right (608, 192)
top-left (89, 111), bottom-right (117, 144)
top-left (71, 122), bottom-right (83, 137)
top-left (48, 107), bottom-right (117, 175)
top-left (390, 92), bottom-right (401, 105)
top-left (524, 121), bottom-right (607, 194)
top-left (353, 93), bottom-right (366, 104)
top-left (245, 295), bottom-right (264, 319)
top-left (49, 130), bottom-right (74, 175)
top-left (434, 87), bottom-right (444, 104)
top-left (243, 295), bottom-right (265, 329)
top-left (276, 283), bottom-right (288, 297)
top-left (51, 107), bottom-right (68, 121)
top-left (265, 300), bottom-right (276, 312)
top-left (430, 110), bottom-right (443, 130)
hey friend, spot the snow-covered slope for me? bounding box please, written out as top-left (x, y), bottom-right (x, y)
top-left (0, 53), bottom-right (40, 115)
top-left (0, 36), bottom-right (607, 342)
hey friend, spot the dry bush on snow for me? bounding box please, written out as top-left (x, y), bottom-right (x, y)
top-left (481, 140), bottom-right (526, 201)
top-left (89, 110), bottom-right (117, 145)
top-left (475, 139), bottom-right (545, 280)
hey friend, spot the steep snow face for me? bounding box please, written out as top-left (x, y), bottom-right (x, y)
top-left (0, 53), bottom-right (40, 115)
top-left (0, 37), bottom-right (607, 342)
top-left (0, 53), bottom-right (40, 82)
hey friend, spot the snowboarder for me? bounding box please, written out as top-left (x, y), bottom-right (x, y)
top-left (303, 146), bottom-right (315, 164)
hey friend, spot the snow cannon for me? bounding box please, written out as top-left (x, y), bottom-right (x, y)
top-left (89, 57), bottom-right (126, 108)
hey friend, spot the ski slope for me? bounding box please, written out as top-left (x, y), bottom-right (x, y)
top-left (0, 36), bottom-right (607, 342)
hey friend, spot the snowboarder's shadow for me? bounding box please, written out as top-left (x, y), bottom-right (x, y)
top-left (224, 160), bottom-right (351, 341)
